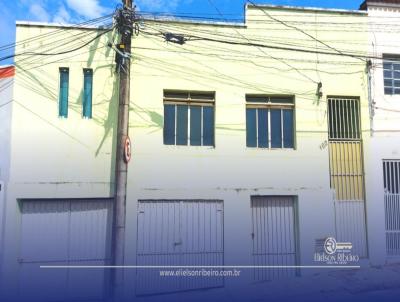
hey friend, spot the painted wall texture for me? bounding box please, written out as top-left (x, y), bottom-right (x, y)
top-left (0, 4), bottom-right (381, 301)
top-left (364, 1), bottom-right (400, 265)
top-left (1, 25), bottom-right (118, 298)
top-left (0, 65), bottom-right (14, 288)
top-left (0, 65), bottom-right (13, 182)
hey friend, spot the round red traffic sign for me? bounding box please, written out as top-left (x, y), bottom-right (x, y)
top-left (124, 136), bottom-right (131, 163)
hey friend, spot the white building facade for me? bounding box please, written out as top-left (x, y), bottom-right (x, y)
top-left (2, 2), bottom-right (397, 301)
top-left (0, 65), bottom-right (14, 284)
top-left (362, 0), bottom-right (400, 265)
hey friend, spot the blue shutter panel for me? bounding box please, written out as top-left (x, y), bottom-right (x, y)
top-left (257, 108), bottom-right (268, 148)
top-left (59, 68), bottom-right (69, 118)
top-left (164, 104), bottom-right (176, 145)
top-left (202, 106), bottom-right (214, 146)
top-left (176, 105), bottom-right (188, 145)
top-left (190, 106), bottom-right (201, 146)
top-left (83, 69), bottom-right (93, 118)
top-left (283, 109), bottom-right (294, 148)
top-left (246, 108), bottom-right (257, 147)
top-left (271, 109), bottom-right (282, 148)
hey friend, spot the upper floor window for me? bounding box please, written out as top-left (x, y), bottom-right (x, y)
top-left (383, 55), bottom-right (400, 95)
top-left (327, 97), bottom-right (360, 140)
top-left (246, 95), bottom-right (294, 149)
top-left (83, 69), bottom-right (93, 118)
top-left (163, 90), bottom-right (215, 146)
top-left (59, 68), bottom-right (69, 118)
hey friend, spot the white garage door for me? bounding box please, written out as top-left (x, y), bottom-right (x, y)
top-left (136, 200), bottom-right (224, 296)
top-left (383, 160), bottom-right (400, 257)
top-left (251, 196), bottom-right (299, 281)
top-left (18, 199), bottom-right (113, 302)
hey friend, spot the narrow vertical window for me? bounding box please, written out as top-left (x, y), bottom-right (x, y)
top-left (83, 69), bottom-right (93, 118)
top-left (59, 68), bottom-right (69, 118)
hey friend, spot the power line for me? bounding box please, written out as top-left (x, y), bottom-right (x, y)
top-left (0, 14), bottom-right (113, 53)
top-left (14, 29), bottom-right (109, 67)
top-left (131, 45), bottom-right (366, 73)
top-left (141, 27), bottom-right (385, 61)
top-left (143, 22), bottom-right (375, 61)
top-left (0, 28), bottom-right (114, 63)
top-left (139, 13), bottom-right (400, 29)
top-left (205, 0), bottom-right (318, 84)
top-left (139, 10), bottom-right (400, 19)
top-left (247, 0), bottom-right (366, 61)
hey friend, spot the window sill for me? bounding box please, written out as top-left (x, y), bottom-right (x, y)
top-left (245, 147), bottom-right (296, 151)
top-left (163, 144), bottom-right (215, 150)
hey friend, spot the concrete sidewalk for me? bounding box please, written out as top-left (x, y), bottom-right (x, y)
top-left (245, 263), bottom-right (400, 302)
top-left (143, 264), bottom-right (400, 302)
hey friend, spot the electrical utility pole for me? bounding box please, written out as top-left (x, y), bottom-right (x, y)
top-left (112, 0), bottom-right (134, 300)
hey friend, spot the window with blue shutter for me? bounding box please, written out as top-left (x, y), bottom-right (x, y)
top-left (83, 69), bottom-right (93, 118)
top-left (163, 91), bottom-right (215, 146)
top-left (246, 95), bottom-right (295, 149)
top-left (59, 68), bottom-right (69, 118)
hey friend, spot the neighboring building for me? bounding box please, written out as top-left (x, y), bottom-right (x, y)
top-left (0, 3), bottom-right (376, 302)
top-left (361, 0), bottom-right (400, 264)
top-left (0, 65), bottom-right (13, 182)
top-left (0, 65), bottom-right (14, 283)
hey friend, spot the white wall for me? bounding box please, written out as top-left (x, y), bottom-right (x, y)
top-left (0, 68), bottom-right (13, 182)
top-left (365, 3), bottom-right (400, 265)
top-left (124, 7), bottom-right (369, 296)
top-left (0, 67), bottom-right (13, 290)
top-left (1, 6), bottom-right (372, 299)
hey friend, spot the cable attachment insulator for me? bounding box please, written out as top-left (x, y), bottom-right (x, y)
top-left (316, 82), bottom-right (323, 100)
top-left (164, 32), bottom-right (186, 45)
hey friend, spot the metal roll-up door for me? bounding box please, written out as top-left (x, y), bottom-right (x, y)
top-left (18, 198), bottom-right (113, 302)
top-left (251, 196), bottom-right (299, 281)
top-left (136, 199), bottom-right (224, 296)
top-left (383, 160), bottom-right (400, 258)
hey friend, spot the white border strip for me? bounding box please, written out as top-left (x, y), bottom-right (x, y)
top-left (41, 265), bottom-right (361, 269)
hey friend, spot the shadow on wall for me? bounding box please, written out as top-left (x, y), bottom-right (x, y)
top-left (12, 31), bottom-right (119, 195)
top-left (130, 102), bottom-right (163, 134)
top-left (95, 74), bottom-right (119, 196)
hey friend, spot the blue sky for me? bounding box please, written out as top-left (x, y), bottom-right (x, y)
top-left (0, 0), bottom-right (364, 64)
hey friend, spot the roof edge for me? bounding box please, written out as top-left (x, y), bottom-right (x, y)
top-left (142, 16), bottom-right (245, 28)
top-left (16, 21), bottom-right (110, 30)
top-left (246, 3), bottom-right (367, 15)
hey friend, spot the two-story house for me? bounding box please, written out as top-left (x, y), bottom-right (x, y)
top-left (0, 3), bottom-right (378, 301)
